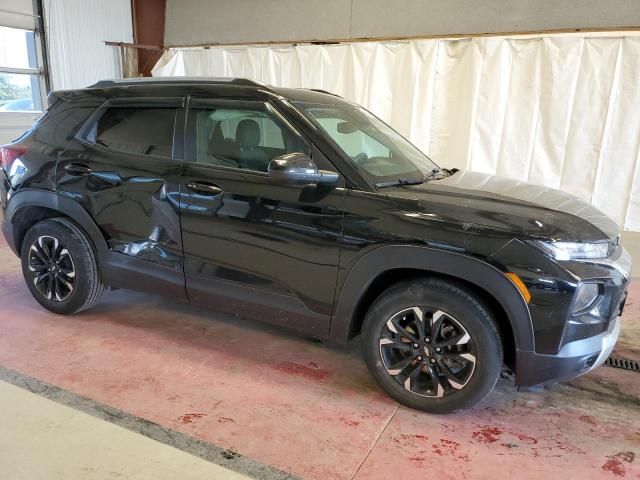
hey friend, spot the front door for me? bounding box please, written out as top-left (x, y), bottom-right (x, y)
top-left (179, 98), bottom-right (345, 338)
top-left (57, 97), bottom-right (187, 298)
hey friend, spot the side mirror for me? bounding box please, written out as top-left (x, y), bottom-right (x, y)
top-left (268, 152), bottom-right (339, 186)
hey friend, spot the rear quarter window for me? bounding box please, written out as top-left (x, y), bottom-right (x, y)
top-left (89, 107), bottom-right (177, 158)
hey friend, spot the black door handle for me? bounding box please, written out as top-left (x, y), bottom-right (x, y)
top-left (64, 162), bottom-right (92, 176)
top-left (186, 181), bottom-right (223, 196)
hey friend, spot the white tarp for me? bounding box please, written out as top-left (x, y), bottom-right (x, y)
top-left (152, 33), bottom-right (640, 232)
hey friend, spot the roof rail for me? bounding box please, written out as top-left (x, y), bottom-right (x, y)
top-left (308, 88), bottom-right (342, 98)
top-left (89, 77), bottom-right (264, 88)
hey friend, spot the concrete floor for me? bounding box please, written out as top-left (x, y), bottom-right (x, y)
top-left (0, 380), bottom-right (251, 480)
top-left (0, 230), bottom-right (638, 479)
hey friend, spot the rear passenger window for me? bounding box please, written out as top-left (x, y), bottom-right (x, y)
top-left (93, 108), bottom-right (176, 158)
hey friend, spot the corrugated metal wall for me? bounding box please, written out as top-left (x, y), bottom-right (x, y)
top-left (44, 0), bottom-right (133, 90)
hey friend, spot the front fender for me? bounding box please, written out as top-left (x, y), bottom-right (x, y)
top-left (329, 244), bottom-right (535, 352)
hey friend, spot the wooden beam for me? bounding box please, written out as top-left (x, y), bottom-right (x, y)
top-left (130, 0), bottom-right (166, 77)
top-left (104, 41), bottom-right (164, 51)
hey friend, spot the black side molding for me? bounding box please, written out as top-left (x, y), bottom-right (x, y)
top-left (329, 244), bottom-right (535, 352)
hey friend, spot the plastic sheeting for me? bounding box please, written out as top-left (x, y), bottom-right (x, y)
top-left (152, 33), bottom-right (640, 232)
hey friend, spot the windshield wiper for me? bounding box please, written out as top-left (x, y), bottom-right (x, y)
top-left (375, 167), bottom-right (451, 188)
top-left (423, 167), bottom-right (459, 182)
top-left (423, 168), bottom-right (443, 182)
top-left (375, 178), bottom-right (424, 188)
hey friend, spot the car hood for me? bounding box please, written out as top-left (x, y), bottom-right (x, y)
top-left (384, 170), bottom-right (619, 242)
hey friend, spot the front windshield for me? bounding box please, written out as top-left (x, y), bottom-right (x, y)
top-left (293, 100), bottom-right (438, 185)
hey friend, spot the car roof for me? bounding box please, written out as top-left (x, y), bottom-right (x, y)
top-left (270, 86), bottom-right (345, 104)
top-left (50, 77), bottom-right (346, 108)
top-left (89, 77), bottom-right (264, 88)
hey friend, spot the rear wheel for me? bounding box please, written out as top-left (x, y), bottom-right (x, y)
top-left (21, 218), bottom-right (105, 315)
top-left (362, 278), bottom-right (502, 414)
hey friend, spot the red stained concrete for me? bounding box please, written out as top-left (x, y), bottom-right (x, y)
top-left (0, 230), bottom-right (639, 479)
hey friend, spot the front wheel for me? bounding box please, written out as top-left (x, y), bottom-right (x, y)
top-left (362, 278), bottom-right (503, 414)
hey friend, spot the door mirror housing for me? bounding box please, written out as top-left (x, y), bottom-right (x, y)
top-left (268, 153), bottom-right (339, 185)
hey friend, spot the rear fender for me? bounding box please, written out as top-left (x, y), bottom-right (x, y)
top-left (5, 188), bottom-right (108, 259)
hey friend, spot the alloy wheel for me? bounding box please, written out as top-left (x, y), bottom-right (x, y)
top-left (379, 307), bottom-right (476, 397)
top-left (27, 235), bottom-right (76, 302)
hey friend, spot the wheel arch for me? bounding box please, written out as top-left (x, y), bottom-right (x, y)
top-left (5, 189), bottom-right (108, 260)
top-left (329, 245), bottom-right (535, 357)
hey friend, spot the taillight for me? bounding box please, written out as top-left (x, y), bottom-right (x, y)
top-left (0, 145), bottom-right (28, 170)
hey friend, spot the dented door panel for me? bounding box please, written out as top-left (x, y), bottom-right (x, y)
top-left (56, 99), bottom-right (185, 272)
top-left (56, 146), bottom-right (184, 270)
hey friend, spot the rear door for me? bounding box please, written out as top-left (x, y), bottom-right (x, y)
top-left (56, 97), bottom-right (187, 298)
top-left (179, 98), bottom-right (345, 338)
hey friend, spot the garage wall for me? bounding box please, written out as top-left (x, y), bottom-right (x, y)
top-left (43, 0), bottom-right (134, 90)
top-left (0, 112), bottom-right (41, 145)
top-left (0, 0), bottom-right (42, 144)
top-left (153, 33), bottom-right (640, 236)
top-left (164, 0), bottom-right (640, 46)
top-left (0, 0), bottom-right (34, 30)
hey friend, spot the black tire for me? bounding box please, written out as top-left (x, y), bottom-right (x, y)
top-left (362, 278), bottom-right (502, 414)
top-left (20, 217), bottom-right (105, 315)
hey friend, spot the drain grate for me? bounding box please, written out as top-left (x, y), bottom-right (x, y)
top-left (605, 356), bottom-right (640, 372)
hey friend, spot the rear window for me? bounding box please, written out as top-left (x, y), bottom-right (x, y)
top-left (92, 107), bottom-right (176, 158)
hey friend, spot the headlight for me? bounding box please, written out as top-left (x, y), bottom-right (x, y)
top-left (530, 240), bottom-right (609, 260)
top-left (572, 282), bottom-right (601, 314)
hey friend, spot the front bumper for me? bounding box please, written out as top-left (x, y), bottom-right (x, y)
top-left (515, 315), bottom-right (621, 387)
top-left (514, 245), bottom-right (630, 387)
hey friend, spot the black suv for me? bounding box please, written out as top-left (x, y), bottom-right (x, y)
top-left (0, 78), bottom-right (631, 413)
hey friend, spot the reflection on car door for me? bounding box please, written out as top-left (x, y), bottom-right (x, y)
top-left (179, 98), bottom-right (345, 337)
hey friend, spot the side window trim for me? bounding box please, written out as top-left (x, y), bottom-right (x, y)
top-left (75, 97), bottom-right (186, 161)
top-left (265, 102), bottom-right (308, 149)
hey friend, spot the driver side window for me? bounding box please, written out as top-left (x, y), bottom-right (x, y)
top-left (193, 105), bottom-right (307, 173)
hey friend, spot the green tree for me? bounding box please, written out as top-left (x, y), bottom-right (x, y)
top-left (0, 75), bottom-right (23, 103)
